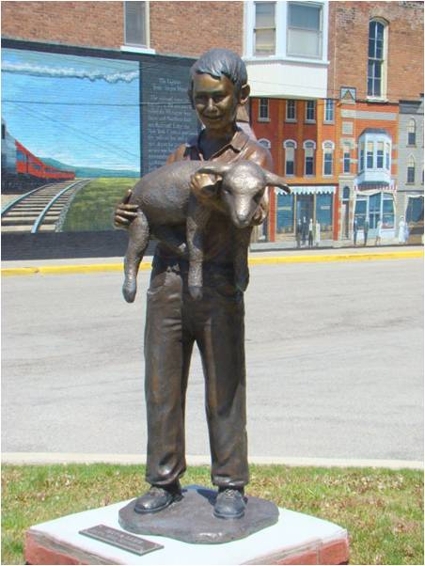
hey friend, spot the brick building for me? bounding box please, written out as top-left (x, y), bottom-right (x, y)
top-left (246, 1), bottom-right (424, 245)
top-left (2, 1), bottom-right (423, 245)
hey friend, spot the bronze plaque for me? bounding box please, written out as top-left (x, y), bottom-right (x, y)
top-left (79, 524), bottom-right (163, 556)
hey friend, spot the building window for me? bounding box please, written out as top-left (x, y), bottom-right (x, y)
top-left (287, 1), bottom-right (323, 59)
top-left (324, 99), bottom-right (334, 123)
top-left (367, 19), bottom-right (387, 98)
top-left (259, 138), bottom-right (272, 149)
top-left (258, 98), bottom-right (270, 120)
top-left (305, 100), bottom-right (316, 122)
top-left (284, 140), bottom-right (297, 176)
top-left (124, 1), bottom-right (148, 46)
top-left (376, 141), bottom-right (384, 169)
top-left (407, 119), bottom-right (416, 146)
top-left (322, 141), bottom-right (334, 176)
top-left (366, 141), bottom-right (374, 169)
top-left (254, 1), bottom-right (276, 55)
top-left (407, 156), bottom-right (416, 184)
top-left (303, 140), bottom-right (316, 176)
top-left (343, 147), bottom-right (351, 174)
top-left (286, 100), bottom-right (297, 121)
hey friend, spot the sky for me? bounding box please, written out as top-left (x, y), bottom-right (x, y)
top-left (2, 48), bottom-right (141, 171)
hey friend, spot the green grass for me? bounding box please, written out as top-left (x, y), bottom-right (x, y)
top-left (1, 464), bottom-right (423, 565)
top-left (61, 177), bottom-right (135, 232)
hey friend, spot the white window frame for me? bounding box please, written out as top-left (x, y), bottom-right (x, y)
top-left (303, 140), bottom-right (316, 176)
top-left (122, 1), bottom-right (155, 54)
top-left (305, 100), bottom-right (316, 123)
top-left (286, 100), bottom-right (297, 122)
top-left (287, 1), bottom-right (324, 60)
top-left (322, 140), bottom-right (334, 176)
top-left (407, 119), bottom-right (416, 146)
top-left (244, 0), bottom-right (329, 64)
top-left (283, 139), bottom-right (297, 176)
top-left (253, 1), bottom-right (276, 56)
top-left (343, 145), bottom-right (351, 174)
top-left (324, 99), bottom-right (334, 123)
top-left (407, 155), bottom-right (416, 184)
top-left (258, 98), bottom-right (270, 121)
top-left (367, 18), bottom-right (388, 100)
top-left (259, 138), bottom-right (272, 149)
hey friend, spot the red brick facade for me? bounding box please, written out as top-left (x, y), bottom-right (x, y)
top-left (328, 1), bottom-right (424, 102)
top-left (1, 0), bottom-right (243, 55)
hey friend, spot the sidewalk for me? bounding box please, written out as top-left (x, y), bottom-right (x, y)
top-left (1, 243), bottom-right (423, 276)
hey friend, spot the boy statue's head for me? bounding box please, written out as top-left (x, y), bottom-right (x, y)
top-left (188, 48), bottom-right (250, 127)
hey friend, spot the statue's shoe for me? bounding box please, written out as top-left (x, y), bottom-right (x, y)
top-left (213, 487), bottom-right (246, 519)
top-left (134, 483), bottom-right (183, 514)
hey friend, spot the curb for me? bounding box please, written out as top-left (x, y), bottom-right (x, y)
top-left (1, 249), bottom-right (423, 277)
top-left (2, 453), bottom-right (423, 469)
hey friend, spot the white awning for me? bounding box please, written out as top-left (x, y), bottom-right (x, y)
top-left (275, 185), bottom-right (336, 195)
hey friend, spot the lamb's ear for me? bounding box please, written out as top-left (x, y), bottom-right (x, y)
top-left (263, 170), bottom-right (291, 194)
top-left (196, 163), bottom-right (232, 180)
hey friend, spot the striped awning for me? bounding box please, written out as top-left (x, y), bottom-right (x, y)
top-left (275, 185), bottom-right (336, 195)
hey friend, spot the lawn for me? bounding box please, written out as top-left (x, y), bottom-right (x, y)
top-left (61, 177), bottom-right (135, 232)
top-left (1, 464), bottom-right (423, 565)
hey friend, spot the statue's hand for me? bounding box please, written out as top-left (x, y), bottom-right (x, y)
top-left (114, 189), bottom-right (139, 229)
top-left (190, 172), bottom-right (218, 204)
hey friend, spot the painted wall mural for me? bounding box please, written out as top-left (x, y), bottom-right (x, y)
top-left (1, 47), bottom-right (197, 233)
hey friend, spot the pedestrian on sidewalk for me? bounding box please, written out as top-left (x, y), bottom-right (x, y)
top-left (398, 216), bottom-right (407, 244)
top-left (296, 219), bottom-right (302, 248)
top-left (301, 216), bottom-right (307, 246)
top-left (363, 218), bottom-right (369, 246)
top-left (353, 217), bottom-right (358, 246)
top-left (308, 218), bottom-right (314, 247)
top-left (314, 219), bottom-right (321, 247)
top-left (375, 218), bottom-right (383, 246)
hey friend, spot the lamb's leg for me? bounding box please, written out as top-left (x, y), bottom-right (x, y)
top-left (186, 197), bottom-right (211, 300)
top-left (123, 210), bottom-right (150, 303)
top-left (233, 226), bottom-right (253, 292)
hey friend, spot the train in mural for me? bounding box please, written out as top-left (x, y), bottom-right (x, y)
top-left (1, 119), bottom-right (76, 192)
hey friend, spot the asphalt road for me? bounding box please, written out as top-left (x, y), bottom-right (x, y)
top-left (2, 254), bottom-right (423, 466)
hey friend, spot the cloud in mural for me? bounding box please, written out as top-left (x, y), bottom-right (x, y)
top-left (2, 61), bottom-right (139, 83)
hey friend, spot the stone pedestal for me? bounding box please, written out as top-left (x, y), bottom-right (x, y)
top-left (25, 488), bottom-right (349, 565)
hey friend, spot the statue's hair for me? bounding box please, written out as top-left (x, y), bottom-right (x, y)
top-left (189, 48), bottom-right (248, 94)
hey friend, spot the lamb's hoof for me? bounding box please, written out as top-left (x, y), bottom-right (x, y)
top-left (123, 279), bottom-right (137, 303)
top-left (189, 286), bottom-right (203, 300)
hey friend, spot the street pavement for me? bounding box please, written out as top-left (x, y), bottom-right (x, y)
top-left (1, 246), bottom-right (423, 468)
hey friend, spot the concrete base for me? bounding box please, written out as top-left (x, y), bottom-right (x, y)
top-left (25, 490), bottom-right (349, 565)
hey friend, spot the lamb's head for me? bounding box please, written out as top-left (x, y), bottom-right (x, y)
top-left (196, 161), bottom-right (291, 228)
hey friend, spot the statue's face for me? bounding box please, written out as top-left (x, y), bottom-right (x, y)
top-left (192, 73), bottom-right (239, 132)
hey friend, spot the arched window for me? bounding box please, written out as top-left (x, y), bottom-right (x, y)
top-left (368, 19), bottom-right (388, 98)
top-left (283, 140), bottom-right (297, 176)
top-left (407, 155), bottom-right (416, 184)
top-left (322, 141), bottom-right (334, 176)
top-left (303, 140), bottom-right (316, 176)
top-left (258, 138), bottom-right (271, 149)
top-left (408, 119), bottom-right (416, 146)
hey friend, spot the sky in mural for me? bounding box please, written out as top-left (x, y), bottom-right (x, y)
top-left (2, 49), bottom-right (140, 172)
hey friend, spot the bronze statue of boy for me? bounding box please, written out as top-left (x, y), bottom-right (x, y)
top-left (115, 48), bottom-right (274, 520)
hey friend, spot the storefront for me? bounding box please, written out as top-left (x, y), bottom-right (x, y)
top-left (274, 185), bottom-right (336, 243)
top-left (353, 182), bottom-right (397, 240)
